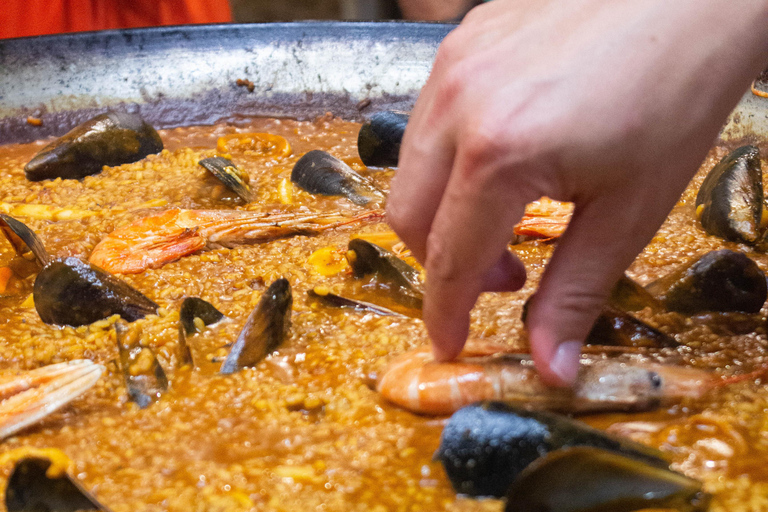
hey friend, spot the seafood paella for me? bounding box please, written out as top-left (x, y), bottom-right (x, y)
top-left (0, 106), bottom-right (768, 511)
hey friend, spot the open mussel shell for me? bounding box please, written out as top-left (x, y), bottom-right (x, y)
top-left (33, 257), bottom-right (159, 326)
top-left (115, 323), bottom-right (168, 408)
top-left (587, 305), bottom-right (678, 348)
top-left (646, 249), bottom-right (767, 313)
top-left (220, 278), bottom-right (292, 374)
top-left (505, 446), bottom-right (709, 512)
top-left (5, 456), bottom-right (111, 512)
top-left (357, 111), bottom-right (409, 167)
top-left (347, 238), bottom-right (423, 309)
top-left (0, 213), bottom-right (50, 266)
top-left (199, 156), bottom-right (255, 202)
top-left (178, 297), bottom-right (226, 367)
top-left (607, 274), bottom-right (661, 312)
top-left (695, 144), bottom-right (765, 243)
top-left (24, 112), bottom-right (163, 181)
top-left (290, 150), bottom-right (385, 206)
top-left (436, 401), bottom-right (669, 498)
top-left (307, 287), bottom-right (406, 317)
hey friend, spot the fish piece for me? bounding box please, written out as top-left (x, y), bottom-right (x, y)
top-left (377, 341), bottom-right (715, 415)
top-left (199, 156), bottom-right (255, 202)
top-left (347, 238), bottom-right (423, 309)
top-left (89, 208), bottom-right (383, 274)
top-left (436, 402), bottom-right (669, 497)
top-left (114, 323), bottom-right (167, 408)
top-left (646, 249), bottom-right (767, 313)
top-left (33, 257), bottom-right (158, 326)
top-left (357, 111), bottom-right (409, 168)
top-left (5, 449), bottom-right (112, 511)
top-left (24, 112), bottom-right (163, 181)
top-left (178, 297), bottom-right (226, 367)
top-left (0, 213), bottom-right (50, 266)
top-left (512, 197), bottom-right (573, 240)
top-left (695, 145), bottom-right (765, 243)
top-left (505, 447), bottom-right (710, 512)
top-left (220, 278), bottom-right (292, 374)
top-left (0, 360), bottom-right (104, 440)
top-left (307, 287), bottom-right (406, 317)
top-left (291, 150), bottom-right (385, 206)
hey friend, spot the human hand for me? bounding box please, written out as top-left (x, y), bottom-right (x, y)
top-left (386, 0), bottom-right (768, 385)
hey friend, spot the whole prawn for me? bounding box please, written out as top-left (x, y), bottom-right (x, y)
top-left (377, 341), bottom-right (723, 415)
top-left (90, 208), bottom-right (383, 274)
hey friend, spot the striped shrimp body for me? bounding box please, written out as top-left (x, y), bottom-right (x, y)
top-left (377, 342), bottom-right (716, 415)
top-left (89, 208), bottom-right (383, 274)
top-left (514, 197), bottom-right (574, 239)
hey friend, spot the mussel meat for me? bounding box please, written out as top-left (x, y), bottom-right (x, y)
top-left (220, 278), bottom-right (292, 374)
top-left (357, 111), bottom-right (409, 168)
top-left (25, 112), bottom-right (163, 181)
top-left (645, 249), bottom-right (767, 313)
top-left (115, 322), bottom-right (168, 409)
top-left (199, 156), bottom-right (255, 202)
top-left (291, 150), bottom-right (385, 206)
top-left (347, 238), bottom-right (423, 309)
top-left (436, 401), bottom-right (669, 497)
top-left (178, 297), bottom-right (226, 367)
top-left (5, 451), bottom-right (112, 512)
top-left (695, 144), bottom-right (765, 243)
top-left (505, 447), bottom-right (710, 512)
top-left (34, 257), bottom-right (159, 326)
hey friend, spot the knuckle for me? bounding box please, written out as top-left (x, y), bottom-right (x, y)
top-left (424, 231), bottom-right (459, 283)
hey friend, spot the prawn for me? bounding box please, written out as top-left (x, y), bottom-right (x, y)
top-left (376, 341), bottom-right (723, 415)
top-left (513, 197), bottom-right (574, 239)
top-left (90, 208), bottom-right (383, 274)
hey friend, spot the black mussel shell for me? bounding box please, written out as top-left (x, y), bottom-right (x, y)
top-left (33, 257), bottom-right (158, 326)
top-left (178, 297), bottom-right (226, 367)
top-left (347, 238), bottom-right (423, 309)
top-left (646, 249), bottom-right (767, 313)
top-left (586, 305), bottom-right (678, 348)
top-left (695, 145), bottom-right (764, 243)
top-left (505, 447), bottom-right (710, 512)
top-left (607, 274), bottom-right (661, 312)
top-left (0, 213), bottom-right (50, 266)
top-left (291, 150), bottom-right (385, 206)
top-left (220, 278), bottom-right (292, 374)
top-left (436, 401), bottom-right (669, 498)
top-left (115, 323), bottom-right (168, 409)
top-left (307, 287), bottom-right (405, 317)
top-left (6, 456), bottom-right (111, 512)
top-left (25, 112), bottom-right (163, 181)
top-left (357, 111), bottom-right (409, 167)
top-left (199, 156), bottom-right (255, 202)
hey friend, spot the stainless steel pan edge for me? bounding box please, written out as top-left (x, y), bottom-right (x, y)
top-left (0, 22), bottom-right (453, 144)
top-left (0, 21), bottom-right (764, 147)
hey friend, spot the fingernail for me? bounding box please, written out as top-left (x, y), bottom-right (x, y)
top-left (549, 340), bottom-right (581, 385)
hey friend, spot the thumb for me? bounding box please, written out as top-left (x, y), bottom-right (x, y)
top-left (524, 196), bottom-right (661, 386)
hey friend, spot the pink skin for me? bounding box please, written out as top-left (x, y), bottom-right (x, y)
top-left (386, 0), bottom-right (768, 386)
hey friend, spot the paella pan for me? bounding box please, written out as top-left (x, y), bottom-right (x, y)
top-left (1, 22), bottom-right (768, 512)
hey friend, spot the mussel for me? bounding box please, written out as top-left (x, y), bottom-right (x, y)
top-left (291, 150), bottom-right (385, 206)
top-left (220, 278), bottom-right (292, 374)
top-left (607, 274), bottom-right (661, 312)
top-left (505, 447), bottom-right (710, 512)
top-left (645, 249), bottom-right (767, 313)
top-left (347, 238), bottom-right (424, 309)
top-left (5, 451), bottom-right (112, 512)
top-left (357, 111), bottom-right (409, 168)
top-left (587, 305), bottom-right (678, 348)
top-left (307, 286), bottom-right (405, 317)
top-left (114, 322), bottom-right (168, 409)
top-left (0, 213), bottom-right (50, 266)
top-left (25, 112), bottom-right (163, 181)
top-left (436, 401), bottom-right (670, 497)
top-left (199, 156), bottom-right (255, 202)
top-left (695, 144), bottom-right (765, 243)
top-left (34, 257), bottom-right (159, 326)
top-left (178, 297), bottom-right (226, 367)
